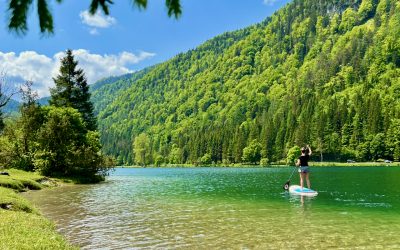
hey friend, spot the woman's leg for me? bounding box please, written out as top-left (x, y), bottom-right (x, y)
top-left (300, 172), bottom-right (305, 189)
top-left (305, 172), bottom-right (311, 189)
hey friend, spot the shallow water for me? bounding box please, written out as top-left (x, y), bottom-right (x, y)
top-left (25, 167), bottom-right (400, 249)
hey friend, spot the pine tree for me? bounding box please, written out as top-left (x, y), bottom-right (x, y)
top-left (50, 49), bottom-right (97, 131)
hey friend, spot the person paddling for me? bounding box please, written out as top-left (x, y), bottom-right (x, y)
top-left (296, 145), bottom-right (312, 190)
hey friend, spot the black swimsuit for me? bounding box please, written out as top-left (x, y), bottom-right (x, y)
top-left (298, 155), bottom-right (310, 173)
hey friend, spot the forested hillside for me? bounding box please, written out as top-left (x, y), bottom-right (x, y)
top-left (91, 0), bottom-right (400, 165)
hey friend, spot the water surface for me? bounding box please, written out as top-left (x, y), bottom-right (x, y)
top-left (25, 167), bottom-right (400, 249)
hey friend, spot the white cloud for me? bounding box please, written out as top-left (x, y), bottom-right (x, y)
top-left (89, 28), bottom-right (100, 35)
top-left (263, 0), bottom-right (278, 6)
top-left (80, 10), bottom-right (116, 28)
top-left (80, 10), bottom-right (116, 34)
top-left (0, 50), bottom-right (156, 97)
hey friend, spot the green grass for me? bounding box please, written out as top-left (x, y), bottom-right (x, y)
top-left (0, 176), bottom-right (25, 191)
top-left (0, 210), bottom-right (78, 250)
top-left (0, 169), bottom-right (47, 191)
top-left (0, 169), bottom-right (77, 249)
top-left (0, 187), bottom-right (37, 213)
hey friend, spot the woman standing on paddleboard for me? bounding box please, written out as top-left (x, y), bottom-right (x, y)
top-left (296, 145), bottom-right (312, 190)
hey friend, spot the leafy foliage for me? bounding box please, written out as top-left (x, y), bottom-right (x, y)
top-left (133, 133), bottom-right (150, 166)
top-left (200, 153), bottom-right (212, 165)
top-left (242, 140), bottom-right (263, 164)
top-left (7, 0), bottom-right (181, 35)
top-left (286, 146), bottom-right (300, 165)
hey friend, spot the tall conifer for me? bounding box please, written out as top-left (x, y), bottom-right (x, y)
top-left (50, 49), bottom-right (97, 131)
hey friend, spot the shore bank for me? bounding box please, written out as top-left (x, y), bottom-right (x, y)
top-left (310, 161), bottom-right (400, 167)
top-left (118, 161), bottom-right (400, 168)
top-left (0, 169), bottom-right (77, 250)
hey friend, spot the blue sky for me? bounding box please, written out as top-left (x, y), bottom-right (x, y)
top-left (0, 0), bottom-right (291, 97)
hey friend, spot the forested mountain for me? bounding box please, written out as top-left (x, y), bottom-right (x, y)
top-left (91, 0), bottom-right (400, 165)
top-left (3, 99), bottom-right (19, 114)
top-left (90, 73), bottom-right (136, 92)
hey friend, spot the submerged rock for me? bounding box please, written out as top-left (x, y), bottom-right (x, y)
top-left (37, 177), bottom-right (58, 187)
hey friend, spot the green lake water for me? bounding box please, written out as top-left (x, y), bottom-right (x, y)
top-left (25, 167), bottom-right (400, 249)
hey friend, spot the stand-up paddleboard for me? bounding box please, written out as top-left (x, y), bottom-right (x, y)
top-left (289, 185), bottom-right (318, 196)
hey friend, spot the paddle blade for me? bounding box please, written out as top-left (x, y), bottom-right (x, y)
top-left (283, 181), bottom-right (290, 190)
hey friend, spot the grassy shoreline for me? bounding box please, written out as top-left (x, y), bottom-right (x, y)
top-left (0, 169), bottom-right (78, 250)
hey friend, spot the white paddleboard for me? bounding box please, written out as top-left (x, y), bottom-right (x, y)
top-left (289, 185), bottom-right (318, 196)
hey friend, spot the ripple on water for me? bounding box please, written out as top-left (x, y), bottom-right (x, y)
top-left (23, 167), bottom-right (400, 249)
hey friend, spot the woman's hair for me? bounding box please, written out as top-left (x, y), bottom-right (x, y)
top-left (301, 147), bottom-right (307, 154)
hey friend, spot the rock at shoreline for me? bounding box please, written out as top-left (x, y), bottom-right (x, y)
top-left (37, 177), bottom-right (58, 187)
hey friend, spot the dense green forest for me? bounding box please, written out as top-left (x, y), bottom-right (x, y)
top-left (91, 0), bottom-right (400, 166)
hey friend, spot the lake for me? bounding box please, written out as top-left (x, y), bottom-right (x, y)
top-left (24, 167), bottom-right (400, 249)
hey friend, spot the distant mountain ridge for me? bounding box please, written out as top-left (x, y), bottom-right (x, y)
top-left (3, 72), bottom-right (133, 115)
top-left (88, 0), bottom-right (400, 164)
top-left (3, 99), bottom-right (19, 114)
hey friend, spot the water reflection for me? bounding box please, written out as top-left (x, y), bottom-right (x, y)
top-left (288, 193), bottom-right (317, 207)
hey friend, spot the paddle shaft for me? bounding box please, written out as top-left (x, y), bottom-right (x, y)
top-left (283, 166), bottom-right (298, 190)
top-left (287, 166), bottom-right (297, 181)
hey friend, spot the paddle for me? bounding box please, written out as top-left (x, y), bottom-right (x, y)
top-left (283, 166), bottom-right (297, 190)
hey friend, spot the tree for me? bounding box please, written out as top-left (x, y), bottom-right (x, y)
top-left (370, 133), bottom-right (386, 161)
top-left (7, 0), bottom-right (182, 35)
top-left (133, 133), bottom-right (150, 166)
top-left (50, 49), bottom-right (97, 131)
top-left (286, 146), bottom-right (300, 165)
top-left (242, 140), bottom-right (262, 164)
top-left (34, 106), bottom-right (87, 176)
top-left (18, 81), bottom-right (44, 171)
top-left (386, 119), bottom-right (400, 161)
top-left (153, 153), bottom-right (165, 167)
top-left (200, 153), bottom-right (212, 165)
top-left (33, 106), bottom-right (107, 181)
top-left (259, 157), bottom-right (269, 167)
top-left (315, 137), bottom-right (325, 162)
top-left (169, 144), bottom-right (183, 164)
top-left (0, 74), bottom-right (17, 132)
